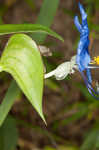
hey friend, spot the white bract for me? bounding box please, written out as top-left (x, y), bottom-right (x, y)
top-left (45, 55), bottom-right (78, 80)
top-left (38, 45), bottom-right (52, 56)
top-left (96, 82), bottom-right (99, 93)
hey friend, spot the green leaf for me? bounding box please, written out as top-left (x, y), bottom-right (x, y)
top-left (0, 80), bottom-right (20, 127)
top-left (44, 145), bottom-right (78, 150)
top-left (0, 0), bottom-right (61, 126)
top-left (80, 129), bottom-right (99, 150)
top-left (0, 115), bottom-right (18, 150)
top-left (75, 82), bottom-right (95, 101)
top-left (24, 0), bottom-right (35, 11)
top-left (0, 24), bottom-right (64, 42)
top-left (0, 34), bottom-right (46, 123)
top-left (62, 8), bottom-right (74, 18)
top-left (31, 0), bottom-right (60, 43)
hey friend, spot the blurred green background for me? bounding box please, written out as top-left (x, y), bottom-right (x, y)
top-left (0, 0), bottom-right (99, 150)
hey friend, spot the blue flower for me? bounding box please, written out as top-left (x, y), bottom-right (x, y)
top-left (74, 2), bottom-right (99, 99)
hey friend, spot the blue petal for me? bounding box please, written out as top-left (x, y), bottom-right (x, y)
top-left (86, 68), bottom-right (92, 83)
top-left (74, 16), bottom-right (82, 33)
top-left (74, 3), bottom-right (90, 72)
top-left (80, 71), bottom-right (99, 100)
top-left (78, 2), bottom-right (87, 24)
top-left (74, 3), bottom-right (99, 99)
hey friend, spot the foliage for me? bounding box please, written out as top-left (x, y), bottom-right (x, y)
top-left (0, 0), bottom-right (99, 150)
top-left (0, 26), bottom-right (63, 126)
top-left (0, 115), bottom-right (18, 150)
top-left (0, 33), bottom-right (45, 123)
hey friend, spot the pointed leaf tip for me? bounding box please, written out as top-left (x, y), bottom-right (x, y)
top-left (0, 34), bottom-right (45, 122)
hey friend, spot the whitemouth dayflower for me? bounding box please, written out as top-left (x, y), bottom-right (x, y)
top-left (74, 2), bottom-right (99, 99)
top-left (45, 3), bottom-right (99, 99)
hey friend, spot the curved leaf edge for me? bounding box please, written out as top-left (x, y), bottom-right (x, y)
top-left (0, 63), bottom-right (46, 124)
top-left (0, 24), bottom-right (64, 42)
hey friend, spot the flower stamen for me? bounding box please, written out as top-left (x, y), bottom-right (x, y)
top-left (90, 56), bottom-right (99, 65)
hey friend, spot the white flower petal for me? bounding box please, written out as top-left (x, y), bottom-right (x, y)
top-left (96, 82), bottom-right (99, 93)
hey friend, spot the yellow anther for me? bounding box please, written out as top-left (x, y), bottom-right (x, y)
top-left (90, 56), bottom-right (99, 65)
top-left (94, 56), bottom-right (99, 65)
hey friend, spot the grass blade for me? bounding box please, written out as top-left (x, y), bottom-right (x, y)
top-left (31, 0), bottom-right (60, 43)
top-left (0, 0), bottom-right (60, 126)
top-left (0, 24), bottom-right (63, 42)
top-left (0, 80), bottom-right (20, 127)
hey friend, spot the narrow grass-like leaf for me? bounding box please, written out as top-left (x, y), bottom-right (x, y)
top-left (0, 115), bottom-right (18, 150)
top-left (24, 0), bottom-right (35, 11)
top-left (0, 0), bottom-right (61, 126)
top-left (80, 129), bottom-right (99, 150)
top-left (31, 0), bottom-right (60, 43)
top-left (62, 8), bottom-right (74, 18)
top-left (0, 80), bottom-right (20, 127)
top-left (0, 34), bottom-right (46, 123)
top-left (0, 24), bottom-right (63, 42)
